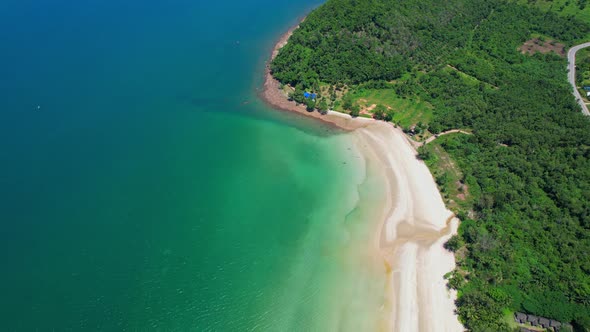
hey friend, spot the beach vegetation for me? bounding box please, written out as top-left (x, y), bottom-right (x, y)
top-left (305, 98), bottom-right (316, 112)
top-left (350, 104), bottom-right (360, 117)
top-left (271, 0), bottom-right (590, 328)
top-left (577, 48), bottom-right (590, 100)
top-left (342, 94), bottom-right (353, 112)
top-left (373, 105), bottom-right (386, 120)
top-left (318, 99), bottom-right (329, 114)
top-left (444, 235), bottom-right (463, 252)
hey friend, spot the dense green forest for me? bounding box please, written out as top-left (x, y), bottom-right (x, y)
top-left (271, 0), bottom-right (590, 330)
top-left (512, 0), bottom-right (590, 22)
top-left (578, 48), bottom-right (590, 89)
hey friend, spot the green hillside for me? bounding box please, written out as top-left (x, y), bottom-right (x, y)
top-left (271, 0), bottom-right (590, 330)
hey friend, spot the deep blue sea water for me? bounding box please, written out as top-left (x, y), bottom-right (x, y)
top-left (0, 1), bottom-right (387, 330)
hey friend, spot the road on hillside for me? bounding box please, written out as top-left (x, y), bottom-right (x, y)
top-left (567, 42), bottom-right (590, 116)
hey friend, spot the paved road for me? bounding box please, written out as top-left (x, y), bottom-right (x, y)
top-left (567, 42), bottom-right (590, 116)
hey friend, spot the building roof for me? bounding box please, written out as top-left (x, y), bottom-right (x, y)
top-left (550, 320), bottom-right (562, 327)
top-left (539, 317), bottom-right (550, 326)
top-left (527, 315), bottom-right (539, 323)
top-left (515, 312), bottom-right (527, 321)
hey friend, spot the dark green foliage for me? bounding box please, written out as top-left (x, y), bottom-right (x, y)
top-left (289, 88), bottom-right (306, 104)
top-left (417, 146), bottom-right (432, 161)
top-left (456, 290), bottom-right (511, 331)
top-left (444, 235), bottom-right (463, 252)
top-left (342, 94), bottom-right (353, 111)
top-left (385, 110), bottom-right (394, 122)
top-left (271, 0), bottom-right (411, 87)
top-left (373, 104), bottom-right (386, 120)
top-left (573, 316), bottom-right (590, 332)
top-left (271, 0), bottom-right (590, 328)
top-left (371, 104), bottom-right (394, 121)
top-left (436, 172), bottom-right (450, 187)
top-left (305, 98), bottom-right (316, 112)
top-left (318, 98), bottom-right (329, 114)
top-left (350, 104), bottom-right (360, 117)
top-left (445, 270), bottom-right (465, 290)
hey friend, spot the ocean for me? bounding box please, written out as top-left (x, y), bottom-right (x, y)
top-left (0, 0), bottom-right (386, 330)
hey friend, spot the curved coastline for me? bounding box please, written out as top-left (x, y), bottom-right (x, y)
top-left (261, 24), bottom-right (464, 331)
top-left (261, 22), bottom-right (372, 132)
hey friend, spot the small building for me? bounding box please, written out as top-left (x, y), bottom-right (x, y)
top-left (515, 312), bottom-right (528, 324)
top-left (527, 315), bottom-right (539, 325)
top-left (539, 317), bottom-right (550, 328)
top-left (583, 86), bottom-right (590, 91)
top-left (303, 92), bottom-right (317, 100)
top-left (549, 320), bottom-right (561, 331)
top-left (586, 91), bottom-right (590, 97)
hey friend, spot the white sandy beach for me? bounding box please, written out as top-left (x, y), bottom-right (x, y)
top-left (263, 26), bottom-right (464, 331)
top-left (351, 120), bottom-right (463, 331)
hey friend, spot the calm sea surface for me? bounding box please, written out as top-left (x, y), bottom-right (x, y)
top-left (0, 0), bottom-right (386, 330)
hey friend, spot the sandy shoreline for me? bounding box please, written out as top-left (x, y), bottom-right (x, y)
top-left (261, 22), bottom-right (371, 132)
top-left (354, 123), bottom-right (463, 331)
top-left (261, 25), bottom-right (463, 331)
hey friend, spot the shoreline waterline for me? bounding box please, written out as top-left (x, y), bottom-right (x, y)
top-left (261, 22), bottom-right (464, 332)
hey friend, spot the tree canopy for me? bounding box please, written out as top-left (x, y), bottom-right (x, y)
top-left (272, 0), bottom-right (590, 329)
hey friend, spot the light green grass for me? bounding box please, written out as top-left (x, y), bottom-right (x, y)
top-left (502, 309), bottom-right (520, 330)
top-left (443, 66), bottom-right (483, 87)
top-left (348, 88), bottom-right (434, 128)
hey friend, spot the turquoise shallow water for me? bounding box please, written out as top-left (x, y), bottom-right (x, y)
top-left (0, 0), bottom-right (387, 330)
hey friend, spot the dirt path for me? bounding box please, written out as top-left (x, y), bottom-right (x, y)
top-left (404, 129), bottom-right (472, 149)
top-left (424, 130), bottom-right (472, 144)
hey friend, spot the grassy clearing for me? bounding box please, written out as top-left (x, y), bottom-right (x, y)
top-left (347, 88), bottom-right (434, 127)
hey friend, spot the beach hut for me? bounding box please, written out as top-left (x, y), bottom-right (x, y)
top-left (549, 320), bottom-right (561, 331)
top-left (527, 315), bottom-right (539, 326)
top-left (515, 312), bottom-right (528, 324)
top-left (539, 317), bottom-right (550, 328)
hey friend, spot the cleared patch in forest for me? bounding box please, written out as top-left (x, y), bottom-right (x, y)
top-left (519, 38), bottom-right (565, 57)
